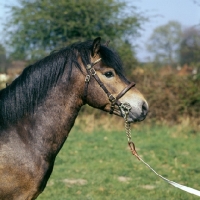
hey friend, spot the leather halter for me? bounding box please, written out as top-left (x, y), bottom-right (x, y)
top-left (84, 58), bottom-right (135, 114)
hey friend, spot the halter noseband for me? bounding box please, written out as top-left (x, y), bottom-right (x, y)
top-left (84, 58), bottom-right (135, 114)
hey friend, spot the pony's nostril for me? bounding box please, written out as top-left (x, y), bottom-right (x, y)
top-left (142, 101), bottom-right (148, 116)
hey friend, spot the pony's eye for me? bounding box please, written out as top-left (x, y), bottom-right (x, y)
top-left (104, 71), bottom-right (114, 78)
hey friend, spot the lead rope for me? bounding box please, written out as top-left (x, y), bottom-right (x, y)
top-left (122, 107), bottom-right (200, 197)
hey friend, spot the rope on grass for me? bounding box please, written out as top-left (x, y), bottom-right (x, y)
top-left (138, 155), bottom-right (200, 197)
top-left (122, 104), bottom-right (200, 197)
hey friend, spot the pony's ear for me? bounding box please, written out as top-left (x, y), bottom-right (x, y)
top-left (91, 37), bottom-right (101, 57)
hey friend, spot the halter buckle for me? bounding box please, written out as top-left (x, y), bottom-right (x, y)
top-left (85, 75), bottom-right (90, 82)
top-left (108, 94), bottom-right (116, 103)
top-left (90, 68), bottom-right (96, 76)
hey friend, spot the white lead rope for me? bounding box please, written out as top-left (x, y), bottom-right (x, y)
top-left (137, 155), bottom-right (200, 197)
top-left (122, 108), bottom-right (200, 197)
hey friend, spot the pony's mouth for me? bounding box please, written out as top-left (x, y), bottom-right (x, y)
top-left (112, 104), bottom-right (147, 123)
top-left (125, 109), bottom-right (147, 123)
top-left (105, 100), bottom-right (148, 123)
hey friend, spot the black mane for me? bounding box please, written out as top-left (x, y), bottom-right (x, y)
top-left (0, 40), bottom-right (126, 127)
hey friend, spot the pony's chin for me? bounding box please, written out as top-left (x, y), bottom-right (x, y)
top-left (111, 108), bottom-right (146, 123)
top-left (126, 110), bottom-right (147, 123)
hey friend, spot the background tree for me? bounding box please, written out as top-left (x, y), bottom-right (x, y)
top-left (147, 21), bottom-right (182, 65)
top-left (0, 44), bottom-right (7, 73)
top-left (179, 26), bottom-right (200, 65)
top-left (4, 0), bottom-right (144, 72)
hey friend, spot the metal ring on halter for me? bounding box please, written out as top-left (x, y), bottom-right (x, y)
top-left (85, 75), bottom-right (90, 82)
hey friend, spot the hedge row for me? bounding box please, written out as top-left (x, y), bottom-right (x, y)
top-left (132, 65), bottom-right (200, 124)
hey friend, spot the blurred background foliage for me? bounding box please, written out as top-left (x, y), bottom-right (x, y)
top-left (3, 0), bottom-right (143, 63)
top-left (0, 0), bottom-right (200, 126)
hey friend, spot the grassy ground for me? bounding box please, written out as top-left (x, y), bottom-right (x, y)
top-left (38, 117), bottom-right (200, 200)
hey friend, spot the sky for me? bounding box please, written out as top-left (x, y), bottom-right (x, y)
top-left (0, 0), bottom-right (200, 61)
top-left (133, 0), bottom-right (200, 61)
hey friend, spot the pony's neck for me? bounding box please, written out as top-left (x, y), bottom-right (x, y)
top-left (14, 77), bottom-right (84, 160)
top-left (35, 87), bottom-right (83, 157)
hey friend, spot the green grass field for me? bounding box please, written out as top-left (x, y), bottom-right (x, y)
top-left (38, 119), bottom-right (200, 200)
